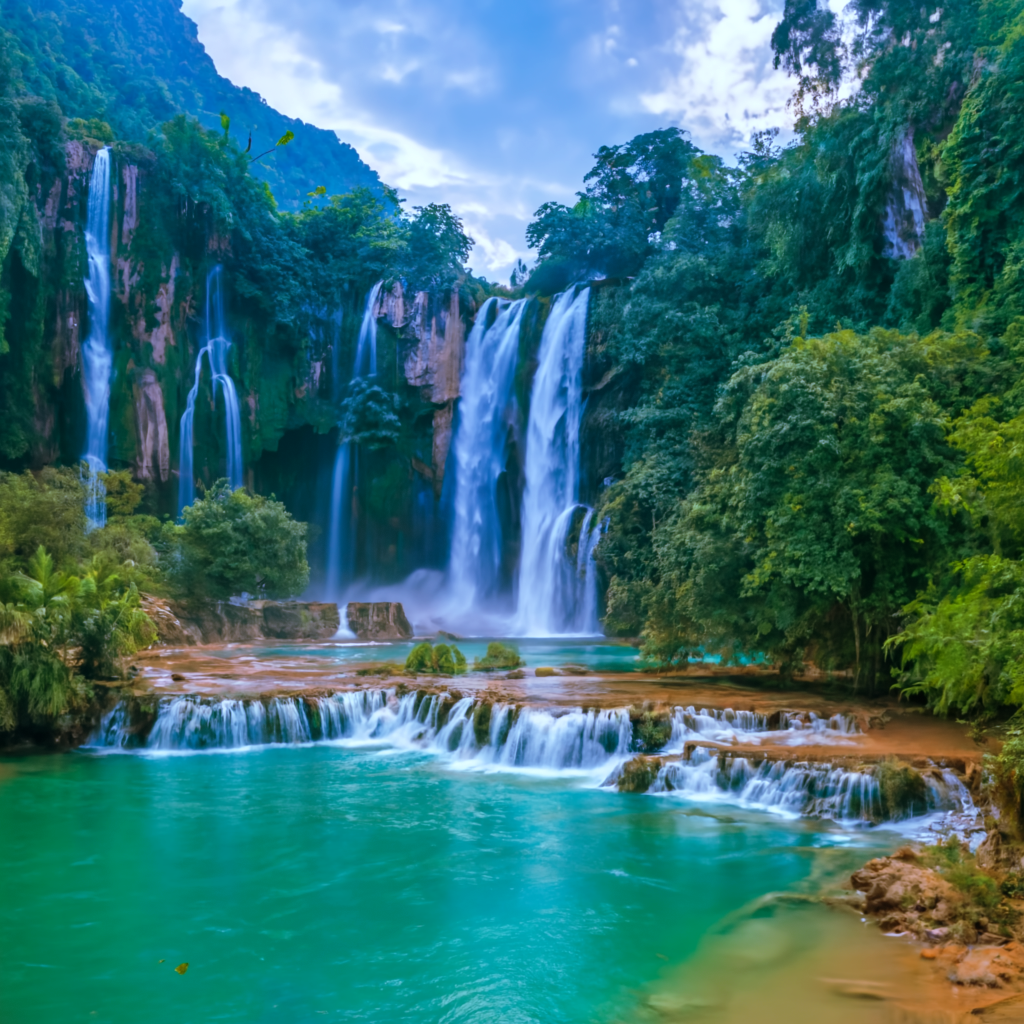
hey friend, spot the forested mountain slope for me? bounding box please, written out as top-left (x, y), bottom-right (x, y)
top-left (0, 0), bottom-right (380, 207)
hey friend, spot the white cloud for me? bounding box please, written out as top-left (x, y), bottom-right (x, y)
top-left (639, 0), bottom-right (794, 151)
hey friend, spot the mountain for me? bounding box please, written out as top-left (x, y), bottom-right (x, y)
top-left (0, 0), bottom-right (381, 207)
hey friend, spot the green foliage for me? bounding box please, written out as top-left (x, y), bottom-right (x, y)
top-left (167, 481), bottom-right (309, 600)
top-left (890, 402), bottom-right (1024, 713)
top-left (404, 203), bottom-right (474, 292)
top-left (0, 469), bottom-right (86, 566)
top-left (622, 329), bottom-right (978, 684)
top-left (0, 0), bottom-right (381, 209)
top-left (0, 545), bottom-right (156, 733)
top-left (873, 759), bottom-right (929, 819)
top-left (630, 708), bottom-right (672, 753)
top-left (338, 379), bottom-right (401, 448)
top-left (403, 641), bottom-right (467, 675)
top-left (473, 642), bottom-right (524, 671)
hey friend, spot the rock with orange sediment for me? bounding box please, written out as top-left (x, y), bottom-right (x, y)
top-left (850, 847), bottom-right (967, 940)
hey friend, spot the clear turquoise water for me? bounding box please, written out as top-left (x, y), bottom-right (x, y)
top-left (0, 746), bottom-right (878, 1024)
top-left (209, 638), bottom-right (648, 674)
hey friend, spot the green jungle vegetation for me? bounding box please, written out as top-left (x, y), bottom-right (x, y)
top-left (0, 467), bottom-right (309, 736)
top-left (0, 0), bottom-right (380, 208)
top-left (520, 0), bottom-right (1024, 724)
top-left (2, 0), bottom-right (1024, 742)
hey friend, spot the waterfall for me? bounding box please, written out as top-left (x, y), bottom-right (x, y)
top-left (90, 693), bottom-right (861, 757)
top-left (514, 287), bottom-right (601, 636)
top-left (80, 147), bottom-right (113, 530)
top-left (86, 691), bottom-right (974, 824)
top-left (445, 297), bottom-right (527, 615)
top-left (326, 281), bottom-right (383, 596)
top-left (177, 266), bottom-right (244, 514)
top-left (648, 750), bottom-right (973, 825)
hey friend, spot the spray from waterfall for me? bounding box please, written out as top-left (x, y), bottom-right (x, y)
top-left (81, 147), bottom-right (113, 530)
top-left (514, 287), bottom-right (601, 636)
top-left (326, 281), bottom-right (383, 596)
top-left (445, 297), bottom-right (526, 615)
top-left (177, 265), bottom-right (244, 515)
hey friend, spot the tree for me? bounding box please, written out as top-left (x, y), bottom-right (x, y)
top-left (168, 482), bottom-right (309, 600)
top-left (634, 328), bottom-right (983, 685)
top-left (890, 401), bottom-right (1024, 714)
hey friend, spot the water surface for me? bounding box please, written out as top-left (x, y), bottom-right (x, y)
top-left (0, 745), bottom-right (884, 1023)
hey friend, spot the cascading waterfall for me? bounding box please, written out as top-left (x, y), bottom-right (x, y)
top-left (514, 287), bottom-right (601, 636)
top-left (87, 691), bottom-right (972, 824)
top-left (326, 281), bottom-right (383, 596)
top-left (177, 266), bottom-right (244, 514)
top-left (80, 147), bottom-right (113, 530)
top-left (648, 749), bottom-right (973, 825)
top-left (445, 297), bottom-right (527, 615)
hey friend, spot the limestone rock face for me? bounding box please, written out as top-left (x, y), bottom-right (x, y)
top-left (133, 369), bottom-right (170, 482)
top-left (346, 602), bottom-right (413, 640)
top-left (260, 602), bottom-right (340, 640)
top-left (147, 599), bottom-right (342, 644)
top-left (140, 595), bottom-right (203, 646)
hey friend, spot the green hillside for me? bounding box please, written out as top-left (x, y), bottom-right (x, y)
top-left (0, 0), bottom-right (380, 207)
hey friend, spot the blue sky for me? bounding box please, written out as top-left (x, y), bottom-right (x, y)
top-left (181, 0), bottom-right (797, 280)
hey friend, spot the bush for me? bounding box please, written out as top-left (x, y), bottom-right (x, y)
top-left (0, 469), bottom-right (86, 567)
top-left (166, 481), bottom-right (309, 600)
top-left (473, 642), bottom-right (524, 671)
top-left (403, 641), bottom-right (467, 676)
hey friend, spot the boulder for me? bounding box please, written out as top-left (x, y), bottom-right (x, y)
top-left (261, 602), bottom-right (340, 640)
top-left (139, 595), bottom-right (202, 646)
top-left (346, 602), bottom-right (413, 640)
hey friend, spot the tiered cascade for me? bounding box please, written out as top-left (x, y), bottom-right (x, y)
top-left (88, 691), bottom-right (972, 826)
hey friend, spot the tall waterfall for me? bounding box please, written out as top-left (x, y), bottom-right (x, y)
top-left (514, 287), bottom-right (601, 636)
top-left (445, 297), bottom-right (527, 615)
top-left (80, 147), bottom-right (113, 530)
top-left (177, 266), bottom-right (244, 514)
top-left (326, 281), bottom-right (383, 596)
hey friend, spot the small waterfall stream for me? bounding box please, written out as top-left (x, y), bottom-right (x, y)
top-left (515, 287), bottom-right (601, 636)
top-left (326, 281), bottom-right (383, 596)
top-left (80, 147), bottom-right (113, 530)
top-left (177, 266), bottom-right (244, 513)
top-left (445, 296), bottom-right (527, 615)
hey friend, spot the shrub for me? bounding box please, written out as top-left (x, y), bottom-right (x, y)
top-left (474, 642), bottom-right (524, 671)
top-left (166, 481), bottom-right (309, 600)
top-left (403, 641), bottom-right (467, 676)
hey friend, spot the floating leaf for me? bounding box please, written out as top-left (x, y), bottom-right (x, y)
top-left (175, 963), bottom-right (189, 975)
top-left (277, 130), bottom-right (295, 147)
top-left (158, 959), bottom-right (165, 963)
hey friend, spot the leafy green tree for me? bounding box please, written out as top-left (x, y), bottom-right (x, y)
top-left (890, 401), bottom-right (1024, 713)
top-left (631, 329), bottom-right (984, 685)
top-left (0, 469), bottom-right (86, 567)
top-left (0, 546), bottom-right (155, 731)
top-left (168, 481), bottom-right (309, 600)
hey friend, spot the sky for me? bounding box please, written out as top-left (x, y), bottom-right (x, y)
top-left (180, 0), bottom-right (798, 281)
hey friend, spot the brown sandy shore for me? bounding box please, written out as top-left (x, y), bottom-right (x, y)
top-left (123, 641), bottom-right (1019, 1021)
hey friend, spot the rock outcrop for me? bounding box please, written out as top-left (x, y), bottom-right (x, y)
top-left (142, 596), bottom-right (341, 645)
top-left (346, 602), bottom-right (413, 640)
top-left (850, 846), bottom-right (1019, 946)
top-left (260, 602), bottom-right (340, 640)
